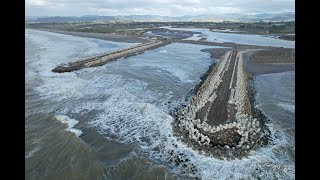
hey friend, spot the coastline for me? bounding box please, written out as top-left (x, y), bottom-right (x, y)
top-left (243, 49), bottom-right (295, 75)
top-left (28, 28), bottom-right (150, 43)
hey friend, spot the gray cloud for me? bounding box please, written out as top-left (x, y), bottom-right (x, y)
top-left (26, 0), bottom-right (295, 16)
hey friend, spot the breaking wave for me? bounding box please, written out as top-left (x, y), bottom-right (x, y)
top-left (54, 115), bottom-right (83, 137)
top-left (277, 102), bottom-right (295, 113)
top-left (26, 30), bottom-right (294, 179)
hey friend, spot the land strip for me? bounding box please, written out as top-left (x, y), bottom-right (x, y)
top-left (43, 27), bottom-right (294, 74)
top-left (243, 48), bottom-right (295, 75)
top-left (175, 39), bottom-right (282, 50)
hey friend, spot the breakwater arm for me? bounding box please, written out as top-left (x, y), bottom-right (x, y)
top-left (173, 50), bottom-right (269, 159)
top-left (52, 40), bottom-right (170, 73)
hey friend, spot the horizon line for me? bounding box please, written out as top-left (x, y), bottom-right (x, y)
top-left (26, 12), bottom-right (295, 18)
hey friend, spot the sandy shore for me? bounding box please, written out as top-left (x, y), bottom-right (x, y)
top-left (245, 62), bottom-right (295, 75)
top-left (243, 49), bottom-right (295, 75)
top-left (177, 39), bottom-right (264, 49)
top-left (37, 29), bottom-right (150, 43)
top-left (277, 34), bottom-right (295, 41)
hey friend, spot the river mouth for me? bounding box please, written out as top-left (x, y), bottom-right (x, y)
top-left (161, 26), bottom-right (295, 48)
top-left (25, 29), bottom-right (295, 179)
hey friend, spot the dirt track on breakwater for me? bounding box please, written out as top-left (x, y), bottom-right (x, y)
top-left (196, 51), bottom-right (237, 126)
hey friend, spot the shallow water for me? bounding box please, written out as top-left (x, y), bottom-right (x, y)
top-left (254, 71), bottom-right (295, 155)
top-left (25, 29), bottom-right (295, 179)
top-left (162, 26), bottom-right (295, 48)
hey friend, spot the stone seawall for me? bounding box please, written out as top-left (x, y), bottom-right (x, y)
top-left (52, 40), bottom-right (170, 73)
top-left (173, 50), bottom-right (268, 160)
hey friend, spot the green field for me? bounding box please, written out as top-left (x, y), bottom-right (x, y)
top-left (26, 21), bottom-right (295, 36)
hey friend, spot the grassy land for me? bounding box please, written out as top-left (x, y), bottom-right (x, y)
top-left (26, 21), bottom-right (295, 36)
top-left (25, 22), bottom-right (161, 34)
top-left (208, 21), bottom-right (295, 35)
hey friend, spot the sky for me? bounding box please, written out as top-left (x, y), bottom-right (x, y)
top-left (26, 0), bottom-right (295, 17)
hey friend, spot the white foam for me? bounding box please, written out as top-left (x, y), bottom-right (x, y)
top-left (26, 29), bottom-right (138, 75)
top-left (156, 122), bottom-right (294, 179)
top-left (26, 30), bottom-right (294, 179)
top-left (54, 115), bottom-right (83, 137)
top-left (25, 147), bottom-right (40, 159)
top-left (184, 34), bottom-right (202, 41)
top-left (39, 70), bottom-right (294, 178)
top-left (277, 102), bottom-right (295, 113)
top-left (160, 50), bottom-right (168, 53)
top-left (86, 86), bottom-right (294, 179)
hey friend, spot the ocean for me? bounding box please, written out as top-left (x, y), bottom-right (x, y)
top-left (25, 29), bottom-right (295, 179)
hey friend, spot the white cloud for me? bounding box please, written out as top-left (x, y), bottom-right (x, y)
top-left (25, 0), bottom-right (295, 16)
top-left (27, 0), bottom-right (48, 6)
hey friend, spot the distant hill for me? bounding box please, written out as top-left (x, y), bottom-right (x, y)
top-left (26, 12), bottom-right (295, 23)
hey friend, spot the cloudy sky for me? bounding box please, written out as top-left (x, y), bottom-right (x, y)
top-left (26, 0), bottom-right (295, 17)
